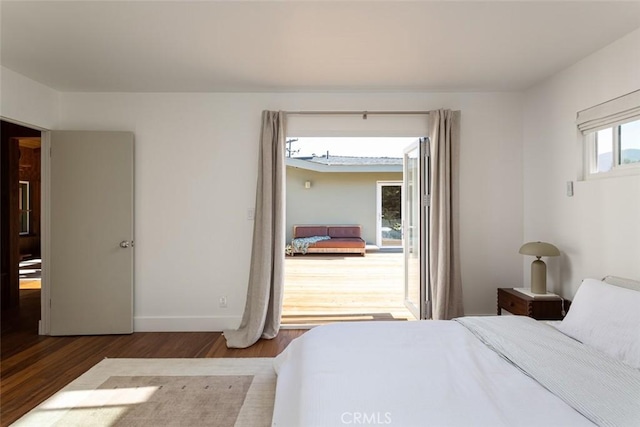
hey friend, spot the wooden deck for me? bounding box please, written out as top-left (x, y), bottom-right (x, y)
top-left (282, 251), bottom-right (415, 325)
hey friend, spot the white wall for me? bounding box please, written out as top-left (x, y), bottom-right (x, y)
top-left (0, 66), bottom-right (59, 130)
top-left (56, 91), bottom-right (523, 330)
top-left (523, 28), bottom-right (640, 298)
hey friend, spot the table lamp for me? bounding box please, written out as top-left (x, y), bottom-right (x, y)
top-left (519, 241), bottom-right (560, 294)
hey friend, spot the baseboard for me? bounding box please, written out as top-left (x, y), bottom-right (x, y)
top-left (134, 315), bottom-right (242, 332)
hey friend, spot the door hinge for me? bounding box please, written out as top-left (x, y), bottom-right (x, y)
top-left (423, 194), bottom-right (431, 207)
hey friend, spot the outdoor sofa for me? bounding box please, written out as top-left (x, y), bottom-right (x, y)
top-left (290, 225), bottom-right (366, 256)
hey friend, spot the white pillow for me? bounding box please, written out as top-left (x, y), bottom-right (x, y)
top-left (557, 278), bottom-right (640, 369)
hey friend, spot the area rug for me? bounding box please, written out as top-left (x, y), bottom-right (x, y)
top-left (12, 358), bottom-right (276, 427)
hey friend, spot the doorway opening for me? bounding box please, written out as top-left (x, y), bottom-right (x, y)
top-left (1, 120), bottom-right (43, 341)
top-left (282, 137), bottom-right (421, 326)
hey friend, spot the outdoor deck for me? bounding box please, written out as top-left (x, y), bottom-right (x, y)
top-left (282, 251), bottom-right (414, 325)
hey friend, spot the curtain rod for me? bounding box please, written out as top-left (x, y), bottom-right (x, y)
top-left (284, 110), bottom-right (431, 119)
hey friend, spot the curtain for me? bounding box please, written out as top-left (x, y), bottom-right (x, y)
top-left (224, 111), bottom-right (286, 348)
top-left (428, 109), bottom-right (464, 320)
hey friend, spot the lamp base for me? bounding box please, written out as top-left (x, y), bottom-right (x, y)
top-left (531, 259), bottom-right (547, 294)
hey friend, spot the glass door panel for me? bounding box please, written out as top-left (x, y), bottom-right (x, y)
top-left (403, 138), bottom-right (429, 320)
top-left (377, 182), bottom-right (402, 248)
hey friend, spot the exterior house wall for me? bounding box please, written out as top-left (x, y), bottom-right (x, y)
top-left (286, 166), bottom-right (402, 244)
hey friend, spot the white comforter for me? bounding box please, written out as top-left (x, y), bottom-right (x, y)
top-left (272, 320), bottom-right (593, 427)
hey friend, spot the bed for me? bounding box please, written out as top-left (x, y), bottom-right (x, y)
top-left (272, 277), bottom-right (640, 426)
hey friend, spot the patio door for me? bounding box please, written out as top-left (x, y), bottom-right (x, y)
top-left (402, 138), bottom-right (429, 319)
top-left (376, 181), bottom-right (402, 248)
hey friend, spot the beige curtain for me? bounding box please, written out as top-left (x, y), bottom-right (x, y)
top-left (224, 111), bottom-right (286, 348)
top-left (429, 109), bottom-right (464, 320)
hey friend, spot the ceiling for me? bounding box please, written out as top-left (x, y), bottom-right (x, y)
top-left (2, 1), bottom-right (640, 93)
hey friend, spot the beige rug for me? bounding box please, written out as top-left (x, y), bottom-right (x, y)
top-left (12, 358), bottom-right (276, 427)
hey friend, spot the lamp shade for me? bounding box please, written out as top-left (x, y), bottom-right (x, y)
top-left (519, 241), bottom-right (560, 258)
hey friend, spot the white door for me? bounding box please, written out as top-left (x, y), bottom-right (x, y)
top-left (48, 131), bottom-right (134, 335)
top-left (402, 138), bottom-right (429, 319)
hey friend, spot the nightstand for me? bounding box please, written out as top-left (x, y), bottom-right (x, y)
top-left (497, 288), bottom-right (565, 320)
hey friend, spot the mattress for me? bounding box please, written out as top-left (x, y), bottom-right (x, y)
top-left (272, 319), bottom-right (602, 427)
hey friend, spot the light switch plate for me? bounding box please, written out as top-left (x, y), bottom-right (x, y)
top-left (566, 181), bottom-right (574, 197)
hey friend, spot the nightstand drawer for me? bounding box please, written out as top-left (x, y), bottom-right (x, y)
top-left (498, 291), bottom-right (528, 315)
top-left (497, 288), bottom-right (566, 320)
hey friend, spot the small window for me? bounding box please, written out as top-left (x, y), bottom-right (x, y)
top-left (19, 181), bottom-right (29, 235)
top-left (578, 90), bottom-right (640, 179)
top-left (619, 120), bottom-right (640, 166)
top-left (585, 118), bottom-right (640, 178)
top-left (595, 127), bottom-right (613, 173)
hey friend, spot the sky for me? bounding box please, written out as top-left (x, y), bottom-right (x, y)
top-left (287, 137), bottom-right (417, 158)
top-left (621, 120), bottom-right (640, 151)
top-left (597, 120), bottom-right (640, 155)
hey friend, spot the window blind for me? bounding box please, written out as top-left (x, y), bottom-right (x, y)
top-left (577, 89), bottom-right (640, 133)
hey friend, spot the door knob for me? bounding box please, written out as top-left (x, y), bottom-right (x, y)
top-left (120, 240), bottom-right (131, 248)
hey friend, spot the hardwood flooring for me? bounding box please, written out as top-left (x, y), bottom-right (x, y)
top-left (0, 289), bottom-right (305, 427)
top-left (3, 253), bottom-right (411, 424)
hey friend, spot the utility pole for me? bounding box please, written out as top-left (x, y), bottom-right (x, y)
top-left (286, 138), bottom-right (300, 158)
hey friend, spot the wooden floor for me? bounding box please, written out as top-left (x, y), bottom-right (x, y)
top-left (2, 252), bottom-right (412, 424)
top-left (283, 251), bottom-right (414, 324)
top-left (0, 289), bottom-right (306, 427)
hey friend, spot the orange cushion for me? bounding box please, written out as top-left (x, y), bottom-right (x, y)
top-left (311, 238), bottom-right (365, 249)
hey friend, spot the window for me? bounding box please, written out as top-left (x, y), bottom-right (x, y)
top-left (620, 120), bottom-right (640, 166)
top-left (578, 90), bottom-right (640, 179)
top-left (585, 118), bottom-right (640, 176)
top-left (19, 181), bottom-right (29, 235)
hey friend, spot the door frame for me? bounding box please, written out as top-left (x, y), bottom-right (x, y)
top-left (375, 180), bottom-right (403, 248)
top-left (0, 117), bottom-right (48, 330)
top-left (40, 131), bottom-right (51, 334)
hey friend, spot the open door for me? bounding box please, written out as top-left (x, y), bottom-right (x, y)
top-left (402, 138), bottom-right (429, 319)
top-left (46, 131), bottom-right (134, 335)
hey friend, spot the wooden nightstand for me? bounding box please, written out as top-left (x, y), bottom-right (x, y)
top-left (497, 288), bottom-right (566, 320)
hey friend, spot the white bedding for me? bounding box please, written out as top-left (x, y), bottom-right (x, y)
top-left (272, 320), bottom-right (594, 427)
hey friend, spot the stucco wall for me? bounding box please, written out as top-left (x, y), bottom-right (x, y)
top-left (286, 167), bottom-right (402, 244)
